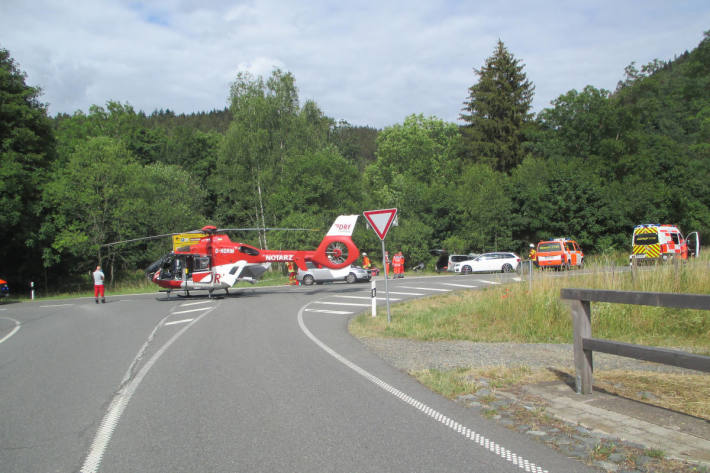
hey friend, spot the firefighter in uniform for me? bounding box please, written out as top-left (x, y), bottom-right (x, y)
top-left (362, 252), bottom-right (371, 269)
top-left (287, 261), bottom-right (298, 285)
top-left (528, 244), bottom-right (537, 267)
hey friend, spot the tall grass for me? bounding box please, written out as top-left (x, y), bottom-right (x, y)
top-left (350, 254), bottom-right (710, 352)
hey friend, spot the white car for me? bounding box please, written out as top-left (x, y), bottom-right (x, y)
top-left (446, 254), bottom-right (479, 272)
top-left (453, 252), bottom-right (521, 274)
top-left (297, 262), bottom-right (372, 285)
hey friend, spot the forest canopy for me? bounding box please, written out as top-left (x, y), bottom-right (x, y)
top-left (1, 32), bottom-right (708, 292)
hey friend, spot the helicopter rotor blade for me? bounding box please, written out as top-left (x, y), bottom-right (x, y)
top-left (102, 227), bottom-right (319, 247)
top-left (101, 233), bottom-right (184, 247)
top-left (216, 227), bottom-right (319, 232)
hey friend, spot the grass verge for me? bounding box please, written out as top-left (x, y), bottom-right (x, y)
top-left (350, 255), bottom-right (710, 353)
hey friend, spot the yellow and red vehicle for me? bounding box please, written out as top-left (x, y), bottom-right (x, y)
top-left (535, 238), bottom-right (584, 270)
top-left (629, 224), bottom-right (699, 265)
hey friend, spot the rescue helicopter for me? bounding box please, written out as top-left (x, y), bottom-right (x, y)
top-left (110, 215), bottom-right (360, 297)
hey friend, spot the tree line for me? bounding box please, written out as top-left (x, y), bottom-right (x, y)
top-left (1, 33), bottom-right (708, 292)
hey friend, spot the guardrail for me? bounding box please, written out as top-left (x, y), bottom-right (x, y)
top-left (560, 288), bottom-right (710, 394)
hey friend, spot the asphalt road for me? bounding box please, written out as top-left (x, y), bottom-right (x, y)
top-left (0, 273), bottom-right (597, 472)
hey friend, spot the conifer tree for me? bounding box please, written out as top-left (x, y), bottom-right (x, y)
top-left (460, 40), bottom-right (534, 173)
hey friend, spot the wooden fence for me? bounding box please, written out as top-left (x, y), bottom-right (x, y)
top-left (560, 288), bottom-right (710, 394)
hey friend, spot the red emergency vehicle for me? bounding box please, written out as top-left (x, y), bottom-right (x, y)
top-left (535, 238), bottom-right (584, 270)
top-left (629, 224), bottom-right (699, 264)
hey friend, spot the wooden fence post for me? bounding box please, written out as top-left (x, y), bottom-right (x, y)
top-left (568, 299), bottom-right (593, 394)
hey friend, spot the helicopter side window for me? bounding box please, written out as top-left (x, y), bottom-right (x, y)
top-left (239, 246), bottom-right (260, 256)
top-left (194, 257), bottom-right (210, 271)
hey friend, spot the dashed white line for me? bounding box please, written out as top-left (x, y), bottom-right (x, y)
top-left (165, 318), bottom-right (195, 326)
top-left (388, 291), bottom-right (425, 296)
top-left (40, 303), bottom-right (74, 308)
top-left (475, 279), bottom-right (500, 285)
top-left (313, 301), bottom-right (371, 307)
top-left (334, 295), bottom-right (402, 301)
top-left (172, 307), bottom-right (214, 315)
top-left (399, 286), bottom-right (451, 292)
top-left (298, 305), bottom-right (548, 473)
top-left (442, 283), bottom-right (478, 288)
top-left (304, 308), bottom-right (353, 315)
top-left (180, 300), bottom-right (215, 307)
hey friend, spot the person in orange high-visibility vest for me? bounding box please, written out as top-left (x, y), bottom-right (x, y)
top-left (287, 261), bottom-right (298, 285)
top-left (393, 251), bottom-right (405, 278)
top-left (397, 251), bottom-right (405, 278)
top-left (362, 253), bottom-right (371, 269)
top-left (385, 252), bottom-right (390, 278)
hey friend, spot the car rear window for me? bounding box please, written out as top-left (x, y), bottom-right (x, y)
top-left (538, 242), bottom-right (562, 252)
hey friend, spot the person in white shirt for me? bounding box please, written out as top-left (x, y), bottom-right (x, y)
top-left (92, 265), bottom-right (105, 304)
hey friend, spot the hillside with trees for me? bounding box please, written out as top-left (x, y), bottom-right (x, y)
top-left (1, 31), bottom-right (708, 292)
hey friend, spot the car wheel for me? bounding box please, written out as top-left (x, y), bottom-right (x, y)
top-left (346, 273), bottom-right (356, 283)
top-left (461, 265), bottom-right (472, 275)
top-left (302, 274), bottom-right (315, 286)
top-left (501, 263), bottom-right (513, 273)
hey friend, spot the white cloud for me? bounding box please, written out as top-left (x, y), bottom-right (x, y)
top-left (1, 0), bottom-right (708, 127)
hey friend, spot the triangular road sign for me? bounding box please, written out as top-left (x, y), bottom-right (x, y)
top-left (363, 208), bottom-right (398, 240)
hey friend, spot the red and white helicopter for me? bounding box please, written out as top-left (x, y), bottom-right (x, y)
top-left (141, 215), bottom-right (360, 297)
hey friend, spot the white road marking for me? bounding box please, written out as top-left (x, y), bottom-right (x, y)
top-left (475, 279), bottom-right (500, 285)
top-left (512, 277), bottom-right (522, 282)
top-left (172, 307), bottom-right (213, 315)
top-left (399, 286), bottom-right (451, 292)
top-left (164, 318), bottom-right (194, 326)
top-left (388, 291), bottom-right (425, 296)
top-left (40, 303), bottom-right (74, 308)
top-left (81, 304), bottom-right (217, 473)
top-left (298, 305), bottom-right (548, 473)
top-left (180, 300), bottom-right (214, 307)
top-left (304, 308), bottom-right (353, 315)
top-left (0, 317), bottom-right (20, 344)
top-left (442, 283), bottom-right (478, 288)
top-left (334, 295), bottom-right (402, 301)
top-left (313, 301), bottom-right (371, 307)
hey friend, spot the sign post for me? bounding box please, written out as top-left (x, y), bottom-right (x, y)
top-left (363, 208), bottom-right (398, 323)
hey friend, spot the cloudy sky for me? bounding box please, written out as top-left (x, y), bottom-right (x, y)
top-left (2, 1), bottom-right (709, 128)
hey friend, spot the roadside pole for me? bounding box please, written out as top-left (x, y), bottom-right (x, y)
top-left (381, 239), bottom-right (391, 323)
top-left (363, 208), bottom-right (398, 324)
top-left (370, 271), bottom-right (376, 317)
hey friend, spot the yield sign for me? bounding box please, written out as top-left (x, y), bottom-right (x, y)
top-left (363, 208), bottom-right (397, 240)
